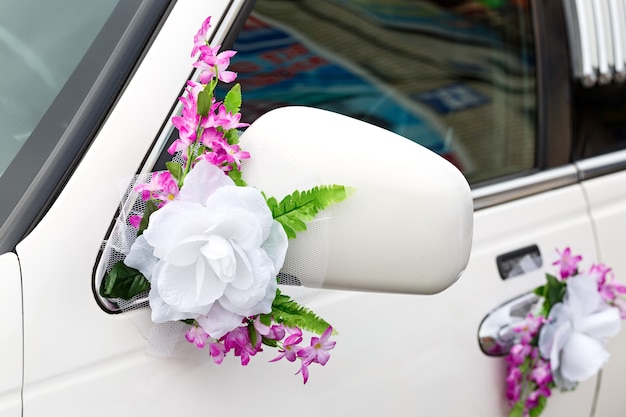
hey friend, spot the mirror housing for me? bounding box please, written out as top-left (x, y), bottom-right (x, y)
top-left (240, 106), bottom-right (473, 295)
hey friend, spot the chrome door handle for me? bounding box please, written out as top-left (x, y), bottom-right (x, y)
top-left (478, 292), bottom-right (540, 356)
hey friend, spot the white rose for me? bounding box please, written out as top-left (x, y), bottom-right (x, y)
top-left (125, 160), bottom-right (288, 338)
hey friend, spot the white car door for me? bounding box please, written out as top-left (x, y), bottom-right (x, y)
top-left (0, 252), bottom-right (23, 417)
top-left (5, 1), bottom-right (615, 417)
top-left (14, 2), bottom-right (603, 417)
top-left (582, 162), bottom-right (626, 417)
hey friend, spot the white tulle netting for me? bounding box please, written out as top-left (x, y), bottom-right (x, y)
top-left (96, 160), bottom-right (331, 359)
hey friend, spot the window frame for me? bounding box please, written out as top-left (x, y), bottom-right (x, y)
top-left (0, 0), bottom-right (174, 254)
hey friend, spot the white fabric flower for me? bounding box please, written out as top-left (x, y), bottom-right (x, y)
top-left (125, 160), bottom-right (288, 338)
top-left (539, 274), bottom-right (621, 389)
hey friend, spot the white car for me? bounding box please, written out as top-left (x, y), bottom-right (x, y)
top-left (1, 0), bottom-right (626, 416)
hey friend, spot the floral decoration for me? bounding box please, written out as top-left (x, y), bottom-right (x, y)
top-left (99, 16), bottom-right (353, 383)
top-left (505, 248), bottom-right (626, 416)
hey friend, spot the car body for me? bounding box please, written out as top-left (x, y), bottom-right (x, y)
top-left (1, 0), bottom-right (626, 416)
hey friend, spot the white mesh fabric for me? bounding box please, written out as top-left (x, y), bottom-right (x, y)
top-left (281, 210), bottom-right (330, 289)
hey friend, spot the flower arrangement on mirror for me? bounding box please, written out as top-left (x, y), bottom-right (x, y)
top-left (100, 16), bottom-right (353, 383)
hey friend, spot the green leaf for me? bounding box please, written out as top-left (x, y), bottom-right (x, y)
top-left (227, 168), bottom-right (247, 186)
top-left (271, 288), bottom-right (333, 335)
top-left (529, 396), bottom-right (548, 417)
top-left (247, 321), bottom-right (257, 347)
top-left (545, 273), bottom-right (566, 309)
top-left (99, 261), bottom-right (150, 300)
top-left (224, 128), bottom-right (240, 145)
top-left (224, 83), bottom-right (242, 114)
top-left (166, 161), bottom-right (184, 186)
top-left (266, 185), bottom-right (354, 239)
top-left (508, 401), bottom-right (525, 417)
top-left (197, 87), bottom-right (213, 117)
top-left (261, 337), bottom-right (279, 348)
top-left (259, 313), bottom-right (272, 327)
top-left (137, 199), bottom-right (159, 236)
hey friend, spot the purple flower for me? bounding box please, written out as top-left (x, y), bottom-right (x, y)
top-left (298, 326), bottom-right (336, 367)
top-left (191, 16), bottom-right (212, 58)
top-left (199, 126), bottom-right (225, 148)
top-left (223, 326), bottom-right (260, 366)
top-left (271, 328), bottom-right (303, 363)
top-left (552, 247), bottom-right (582, 279)
top-left (214, 104), bottom-right (248, 131)
top-left (525, 385), bottom-right (551, 410)
top-left (592, 263), bottom-right (626, 309)
top-left (253, 317), bottom-right (285, 341)
top-left (134, 171), bottom-right (179, 207)
top-left (168, 81), bottom-right (203, 155)
top-left (218, 141), bottom-right (250, 170)
top-left (209, 341), bottom-right (226, 364)
top-left (530, 359), bottom-right (553, 386)
top-left (506, 343), bottom-right (531, 367)
top-left (129, 215), bottom-right (142, 228)
top-left (185, 325), bottom-right (209, 349)
top-left (505, 366), bottom-right (522, 403)
top-left (194, 45), bottom-right (237, 84)
top-left (513, 313), bottom-right (546, 344)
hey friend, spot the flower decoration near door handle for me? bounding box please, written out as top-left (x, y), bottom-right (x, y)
top-left (487, 248), bottom-right (626, 417)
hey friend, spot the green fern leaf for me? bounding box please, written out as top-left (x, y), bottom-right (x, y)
top-left (266, 185), bottom-right (354, 239)
top-left (271, 289), bottom-right (333, 335)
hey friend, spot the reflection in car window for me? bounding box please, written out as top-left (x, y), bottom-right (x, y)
top-left (0, 0), bottom-right (119, 177)
top-left (572, 84), bottom-right (626, 159)
top-left (222, 0), bottom-right (537, 185)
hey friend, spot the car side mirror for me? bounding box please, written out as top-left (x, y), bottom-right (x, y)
top-left (240, 106), bottom-right (473, 295)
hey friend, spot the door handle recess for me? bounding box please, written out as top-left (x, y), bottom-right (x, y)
top-left (478, 292), bottom-right (540, 356)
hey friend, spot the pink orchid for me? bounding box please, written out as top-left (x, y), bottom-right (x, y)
top-left (191, 16), bottom-right (212, 58)
top-left (298, 326), bottom-right (335, 367)
top-left (298, 361), bottom-right (311, 384)
top-left (506, 343), bottom-right (531, 367)
top-left (525, 385), bottom-right (551, 410)
top-left (200, 126), bottom-right (225, 148)
top-left (134, 171), bottom-right (179, 207)
top-left (219, 141), bottom-right (250, 170)
top-left (552, 247), bottom-right (582, 279)
top-left (223, 326), bottom-right (259, 366)
top-left (128, 215), bottom-right (142, 229)
top-left (505, 366), bottom-right (522, 403)
top-left (194, 45), bottom-right (237, 84)
top-left (214, 104), bottom-right (249, 130)
top-left (168, 81), bottom-right (203, 154)
top-left (592, 263), bottom-right (626, 301)
top-left (185, 325), bottom-right (209, 349)
top-left (514, 313), bottom-right (546, 344)
top-left (253, 317), bottom-right (285, 341)
top-left (530, 359), bottom-right (553, 386)
top-left (209, 341), bottom-right (227, 364)
top-left (195, 149), bottom-right (227, 169)
top-left (271, 331), bottom-right (303, 363)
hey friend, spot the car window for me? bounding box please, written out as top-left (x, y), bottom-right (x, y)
top-left (0, 0), bottom-right (171, 253)
top-left (572, 84), bottom-right (626, 159)
top-left (219, 0), bottom-right (537, 186)
top-left (0, 0), bottom-right (119, 176)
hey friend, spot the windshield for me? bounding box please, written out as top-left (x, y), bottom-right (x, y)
top-left (0, 0), bottom-right (119, 176)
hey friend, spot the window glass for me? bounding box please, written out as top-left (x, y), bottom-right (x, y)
top-left (221, 0), bottom-right (537, 185)
top-left (572, 84), bottom-right (626, 159)
top-left (0, 0), bottom-right (119, 176)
